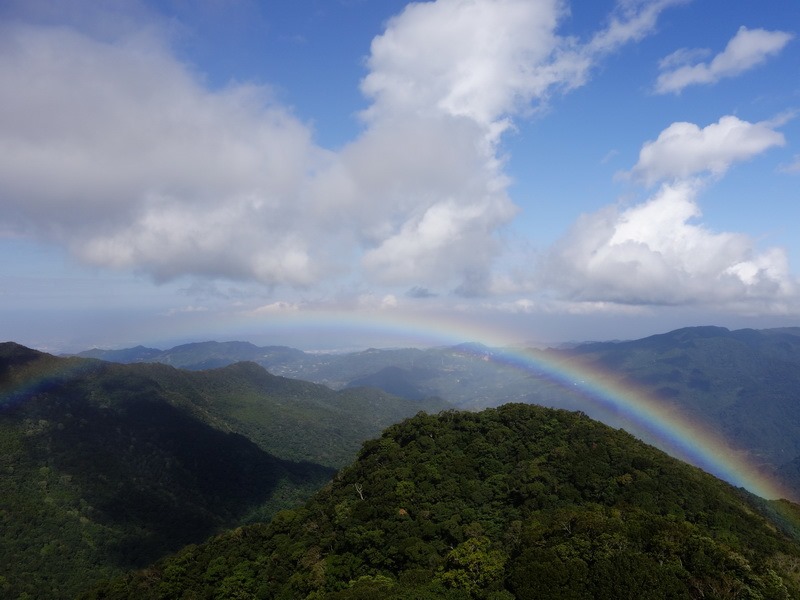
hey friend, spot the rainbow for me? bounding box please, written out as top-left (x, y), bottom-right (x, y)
top-left (213, 308), bottom-right (793, 501)
top-left (494, 347), bottom-right (791, 499)
top-left (0, 347), bottom-right (99, 411)
top-left (3, 310), bottom-right (795, 503)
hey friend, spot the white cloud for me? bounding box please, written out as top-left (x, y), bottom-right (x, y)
top-left (361, 197), bottom-right (517, 286)
top-left (541, 181), bottom-right (796, 306)
top-left (490, 297), bottom-right (650, 316)
top-left (1, 3), bottom-right (543, 293)
top-left (381, 294), bottom-right (399, 309)
top-left (537, 111), bottom-right (795, 313)
top-left (655, 26), bottom-right (794, 94)
top-left (348, 0), bottom-right (685, 288)
top-left (251, 301), bottom-right (301, 315)
top-left (627, 116), bottom-right (785, 186)
top-left (657, 46), bottom-right (711, 70)
top-left (0, 24), bottom-right (331, 285)
top-left (0, 0), bottom-right (693, 296)
top-left (360, 0), bottom-right (567, 135)
top-left (586, 0), bottom-right (690, 55)
top-left (356, 293), bottom-right (400, 311)
top-left (162, 305), bottom-right (208, 317)
top-left (361, 0), bottom-right (685, 136)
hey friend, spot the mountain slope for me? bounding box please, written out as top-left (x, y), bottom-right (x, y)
top-left (552, 327), bottom-right (800, 487)
top-left (84, 404), bottom-right (800, 599)
top-left (174, 360), bottom-right (449, 468)
top-left (0, 343), bottom-right (334, 599)
top-left (345, 365), bottom-right (429, 400)
top-left (0, 342), bottom-right (441, 599)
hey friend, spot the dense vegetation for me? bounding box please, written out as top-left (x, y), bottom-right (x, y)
top-left (72, 347), bottom-right (449, 469)
top-left (0, 343), bottom-right (438, 599)
top-left (177, 361), bottom-right (448, 468)
top-left (85, 404), bottom-right (800, 599)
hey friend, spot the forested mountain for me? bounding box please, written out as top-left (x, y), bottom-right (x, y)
top-left (84, 404), bottom-right (800, 599)
top-left (10, 331), bottom-right (800, 598)
top-left (167, 360), bottom-right (449, 468)
top-left (0, 343), bottom-right (443, 599)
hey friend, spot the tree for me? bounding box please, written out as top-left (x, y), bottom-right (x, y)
top-left (437, 536), bottom-right (506, 597)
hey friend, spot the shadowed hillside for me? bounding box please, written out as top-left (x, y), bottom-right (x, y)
top-left (0, 343), bottom-right (443, 599)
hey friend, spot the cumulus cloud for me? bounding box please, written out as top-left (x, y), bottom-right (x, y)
top-left (356, 293), bottom-right (400, 310)
top-left (362, 196), bottom-right (516, 285)
top-left (655, 26), bottom-right (794, 94)
top-left (349, 0), bottom-right (684, 287)
top-left (0, 0), bottom-right (690, 295)
top-left (626, 116), bottom-right (785, 186)
top-left (251, 301), bottom-right (302, 315)
top-left (541, 181), bottom-right (795, 306)
top-left (361, 0), bottom-right (566, 135)
top-left (541, 114), bottom-right (794, 309)
top-left (0, 23), bottom-right (329, 284)
top-left (361, 0), bottom-right (687, 134)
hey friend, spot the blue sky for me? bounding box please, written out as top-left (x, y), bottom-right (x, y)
top-left (1, 0), bottom-right (799, 352)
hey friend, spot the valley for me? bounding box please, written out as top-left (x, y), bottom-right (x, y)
top-left (4, 325), bottom-right (800, 598)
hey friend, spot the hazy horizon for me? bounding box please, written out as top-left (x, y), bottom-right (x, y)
top-left (10, 311), bottom-right (800, 356)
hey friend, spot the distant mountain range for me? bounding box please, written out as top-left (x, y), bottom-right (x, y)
top-left (0, 342), bottom-right (446, 599)
top-left (74, 340), bottom-right (580, 409)
top-left (76, 326), bottom-right (800, 499)
top-left (75, 340), bottom-right (306, 371)
top-left (75, 340), bottom-right (500, 408)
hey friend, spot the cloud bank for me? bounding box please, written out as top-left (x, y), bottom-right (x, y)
top-left (541, 181), bottom-right (794, 306)
top-left (541, 116), bottom-right (794, 308)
